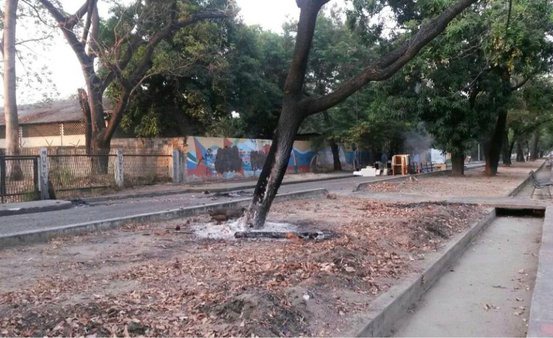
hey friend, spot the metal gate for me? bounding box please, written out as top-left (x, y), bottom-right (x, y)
top-left (0, 155), bottom-right (40, 203)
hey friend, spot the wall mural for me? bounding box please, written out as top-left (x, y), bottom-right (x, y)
top-left (186, 137), bottom-right (316, 178)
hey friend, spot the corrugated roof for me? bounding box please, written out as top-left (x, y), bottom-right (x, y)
top-left (0, 99), bottom-right (83, 126)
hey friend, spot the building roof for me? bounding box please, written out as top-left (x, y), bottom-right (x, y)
top-left (0, 98), bottom-right (83, 126)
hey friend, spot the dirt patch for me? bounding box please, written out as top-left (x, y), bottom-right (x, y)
top-left (0, 196), bottom-right (487, 336)
top-left (361, 163), bottom-right (536, 197)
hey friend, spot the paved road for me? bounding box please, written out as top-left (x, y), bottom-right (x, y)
top-left (0, 175), bottom-right (380, 236)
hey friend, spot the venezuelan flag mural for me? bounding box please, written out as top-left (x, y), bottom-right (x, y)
top-left (186, 136), bottom-right (316, 179)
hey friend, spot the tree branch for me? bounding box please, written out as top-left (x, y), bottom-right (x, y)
top-left (81, 0), bottom-right (96, 45)
top-left (301, 0), bottom-right (480, 116)
top-left (66, 0), bottom-right (92, 29)
top-left (283, 0), bottom-right (326, 98)
top-left (104, 9), bottom-right (229, 142)
top-left (511, 76), bottom-right (530, 91)
top-left (38, 0), bottom-right (92, 66)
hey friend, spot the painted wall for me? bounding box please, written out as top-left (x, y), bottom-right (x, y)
top-left (185, 136), bottom-right (317, 179)
top-left (2, 135), bottom-right (355, 181)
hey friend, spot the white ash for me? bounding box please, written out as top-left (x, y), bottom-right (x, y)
top-left (193, 220), bottom-right (298, 240)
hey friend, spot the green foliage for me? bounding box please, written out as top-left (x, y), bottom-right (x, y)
top-left (206, 114), bottom-right (246, 137)
top-left (117, 16), bottom-right (289, 139)
top-left (400, 0), bottom-right (553, 156)
top-left (507, 77), bottom-right (553, 150)
top-left (223, 25), bottom-right (289, 138)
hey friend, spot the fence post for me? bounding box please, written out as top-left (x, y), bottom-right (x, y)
top-left (172, 149), bottom-right (184, 183)
top-left (0, 156), bottom-right (6, 203)
top-left (39, 148), bottom-right (50, 200)
top-left (115, 149), bottom-right (124, 188)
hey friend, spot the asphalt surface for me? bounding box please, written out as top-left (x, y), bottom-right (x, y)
top-left (0, 175), bottom-right (380, 237)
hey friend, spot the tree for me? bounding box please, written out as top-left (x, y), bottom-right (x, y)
top-left (506, 77), bottom-right (553, 162)
top-left (118, 17), bottom-right (236, 138)
top-left (2, 0), bottom-right (23, 179)
top-left (37, 0), bottom-right (229, 168)
top-left (401, 0), bottom-right (553, 176)
top-left (401, 3), bottom-right (488, 176)
top-left (242, 0), bottom-right (480, 229)
top-left (299, 10), bottom-right (372, 171)
top-left (118, 23), bottom-right (289, 139)
top-left (477, 0), bottom-right (553, 175)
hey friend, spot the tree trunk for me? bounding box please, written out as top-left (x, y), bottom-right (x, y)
top-left (78, 88), bottom-right (93, 155)
top-left (3, 0), bottom-right (23, 180)
top-left (91, 136), bottom-right (111, 174)
top-left (242, 108), bottom-right (304, 229)
top-left (516, 140), bottom-right (525, 162)
top-left (81, 61), bottom-right (111, 173)
top-left (329, 140), bottom-right (342, 171)
top-left (502, 129), bottom-right (512, 166)
top-left (242, 0), bottom-right (322, 229)
top-left (451, 151), bottom-right (465, 176)
top-left (508, 138), bottom-right (516, 163)
top-left (484, 109), bottom-right (507, 176)
top-left (530, 131), bottom-right (540, 161)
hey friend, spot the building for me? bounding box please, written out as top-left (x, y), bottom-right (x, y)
top-left (0, 99), bottom-right (86, 149)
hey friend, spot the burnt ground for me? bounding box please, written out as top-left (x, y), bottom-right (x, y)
top-left (0, 196), bottom-right (487, 337)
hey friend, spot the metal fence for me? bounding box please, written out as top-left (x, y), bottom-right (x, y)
top-left (48, 154), bottom-right (117, 199)
top-left (0, 155), bottom-right (39, 203)
top-left (0, 149), bottom-right (175, 203)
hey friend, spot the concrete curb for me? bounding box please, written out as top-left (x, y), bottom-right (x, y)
top-left (0, 188), bottom-right (328, 249)
top-left (351, 209), bottom-right (497, 337)
top-left (0, 200), bottom-right (73, 217)
top-left (80, 174), bottom-right (353, 203)
top-left (354, 169), bottom-right (452, 192)
top-left (527, 205), bottom-right (553, 337)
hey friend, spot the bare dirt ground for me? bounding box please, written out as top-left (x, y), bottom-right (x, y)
top-left (361, 162), bottom-right (539, 197)
top-left (2, 162), bottom-right (540, 337)
top-left (0, 196), bottom-right (487, 337)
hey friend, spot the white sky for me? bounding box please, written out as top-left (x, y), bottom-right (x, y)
top-left (9, 0), bottom-right (301, 104)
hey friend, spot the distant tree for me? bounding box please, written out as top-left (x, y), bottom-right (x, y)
top-left (2, 0), bottom-right (23, 179)
top-left (299, 10), bottom-right (371, 170)
top-left (113, 22), bottom-right (288, 140)
top-left (506, 78), bottom-right (553, 162)
top-left (37, 0), bottom-right (230, 170)
top-left (402, 0), bottom-right (553, 176)
top-left (476, 0), bottom-right (553, 175)
top-left (224, 25), bottom-right (290, 138)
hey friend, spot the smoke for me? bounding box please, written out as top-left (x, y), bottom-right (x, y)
top-left (402, 130), bottom-right (434, 155)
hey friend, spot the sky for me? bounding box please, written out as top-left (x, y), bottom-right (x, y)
top-left (10, 0), bottom-right (301, 104)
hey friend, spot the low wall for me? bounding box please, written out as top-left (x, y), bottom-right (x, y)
top-left (7, 136), bottom-right (355, 181)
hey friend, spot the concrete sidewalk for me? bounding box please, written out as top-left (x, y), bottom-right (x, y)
top-left (0, 199), bottom-right (73, 217)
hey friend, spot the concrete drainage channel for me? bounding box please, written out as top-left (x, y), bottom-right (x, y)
top-left (392, 209), bottom-right (543, 337)
top-left (0, 189), bottom-right (328, 248)
top-left (350, 182), bottom-right (550, 337)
